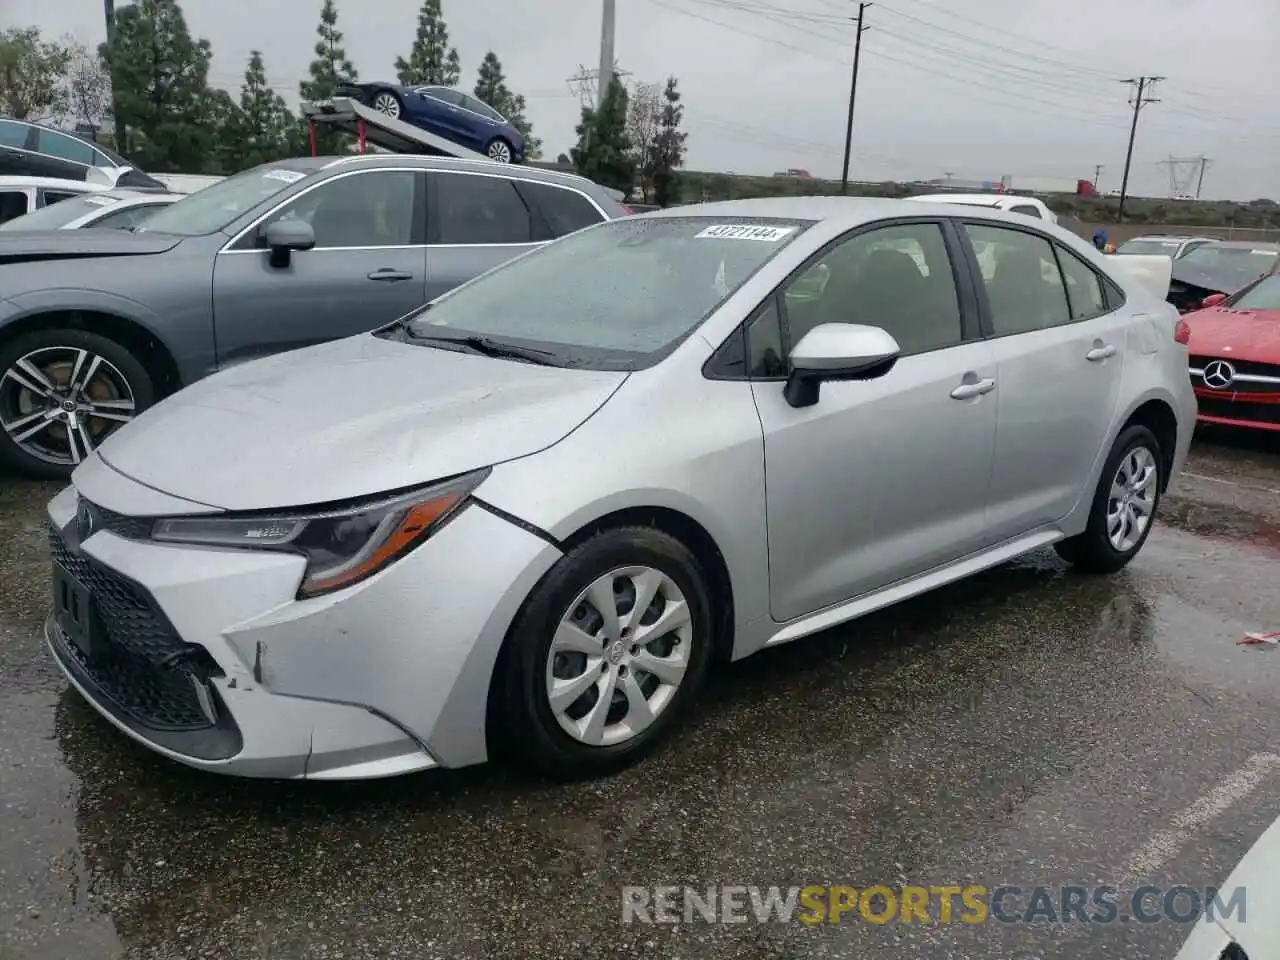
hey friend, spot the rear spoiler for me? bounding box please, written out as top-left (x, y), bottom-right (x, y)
top-left (1105, 253), bottom-right (1173, 300)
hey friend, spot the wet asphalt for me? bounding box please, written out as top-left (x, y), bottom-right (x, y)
top-left (2, 428), bottom-right (1279, 959)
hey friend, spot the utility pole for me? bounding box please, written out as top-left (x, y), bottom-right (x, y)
top-left (840, 2), bottom-right (871, 195)
top-left (1195, 157), bottom-right (1211, 199)
top-left (1093, 164), bottom-right (1104, 189)
top-left (598, 0), bottom-right (617, 109)
top-left (1116, 75), bottom-right (1162, 221)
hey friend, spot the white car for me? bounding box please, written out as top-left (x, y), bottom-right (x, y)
top-left (0, 188), bottom-right (181, 232)
top-left (909, 192), bottom-right (1058, 224)
top-left (0, 175), bottom-right (111, 226)
top-left (1114, 235), bottom-right (1217, 260)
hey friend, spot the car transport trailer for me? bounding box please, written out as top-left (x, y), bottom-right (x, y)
top-left (301, 97), bottom-right (493, 163)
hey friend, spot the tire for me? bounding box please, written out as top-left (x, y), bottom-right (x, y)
top-left (494, 526), bottom-right (714, 779)
top-left (484, 137), bottom-right (514, 163)
top-left (0, 327), bottom-right (154, 480)
top-left (1054, 424), bottom-right (1164, 574)
top-left (370, 89), bottom-right (403, 119)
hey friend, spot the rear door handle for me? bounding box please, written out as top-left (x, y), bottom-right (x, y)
top-left (950, 378), bottom-right (996, 400)
top-left (1086, 344), bottom-right (1117, 362)
top-left (367, 269), bottom-right (413, 282)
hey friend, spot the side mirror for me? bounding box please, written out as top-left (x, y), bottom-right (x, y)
top-left (264, 219), bottom-right (315, 268)
top-left (784, 323), bottom-right (901, 408)
top-left (1200, 292), bottom-right (1228, 309)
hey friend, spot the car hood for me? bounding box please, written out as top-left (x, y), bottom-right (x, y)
top-left (0, 229), bottom-right (183, 265)
top-left (1184, 306), bottom-right (1280, 364)
top-left (1199, 812), bottom-right (1280, 950)
top-left (93, 333), bottom-right (628, 512)
top-left (1171, 262), bottom-right (1266, 297)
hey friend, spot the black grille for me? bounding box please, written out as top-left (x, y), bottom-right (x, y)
top-left (49, 523), bottom-right (220, 731)
top-left (83, 500), bottom-right (155, 540)
top-left (1191, 355), bottom-right (1280, 379)
top-left (1197, 397), bottom-right (1280, 425)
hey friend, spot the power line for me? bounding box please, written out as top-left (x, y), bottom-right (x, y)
top-left (840, 2), bottom-right (871, 194)
top-left (1117, 76), bottom-right (1163, 221)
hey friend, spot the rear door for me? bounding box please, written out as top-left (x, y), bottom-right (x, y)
top-left (211, 167), bottom-right (428, 367)
top-left (958, 220), bottom-right (1129, 541)
top-left (424, 169), bottom-right (539, 300)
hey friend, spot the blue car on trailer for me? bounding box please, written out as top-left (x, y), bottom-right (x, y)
top-left (334, 82), bottom-right (525, 164)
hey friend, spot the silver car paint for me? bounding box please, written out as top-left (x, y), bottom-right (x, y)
top-left (51, 197), bottom-right (1197, 777)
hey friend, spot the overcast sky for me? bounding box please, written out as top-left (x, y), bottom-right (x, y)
top-left (5, 0), bottom-right (1277, 200)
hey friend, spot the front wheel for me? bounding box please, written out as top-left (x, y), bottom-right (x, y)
top-left (371, 89), bottom-right (403, 119)
top-left (494, 527), bottom-right (714, 779)
top-left (0, 328), bottom-right (153, 480)
top-left (485, 137), bottom-right (514, 163)
top-left (1055, 424), bottom-right (1164, 574)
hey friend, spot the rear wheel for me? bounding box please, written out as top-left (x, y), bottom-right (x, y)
top-left (0, 328), bottom-right (153, 479)
top-left (371, 90), bottom-right (403, 119)
top-left (485, 137), bottom-right (513, 163)
top-left (1054, 424), bottom-right (1163, 573)
top-left (494, 527), bottom-right (713, 779)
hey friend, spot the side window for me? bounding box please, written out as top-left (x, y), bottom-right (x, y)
top-left (1009, 204), bottom-right (1042, 219)
top-left (424, 88), bottom-right (464, 107)
top-left (745, 298), bottom-right (787, 378)
top-left (90, 205), bottom-right (160, 230)
top-left (40, 190), bottom-right (80, 207)
top-left (35, 128), bottom-right (98, 165)
top-left (964, 223), bottom-right (1070, 335)
top-left (259, 171), bottom-right (417, 249)
top-left (1054, 246), bottom-right (1107, 319)
top-left (0, 191), bottom-right (30, 223)
top-left (516, 181), bottom-right (602, 237)
top-left (433, 173), bottom-right (532, 245)
top-left (780, 221), bottom-right (964, 357)
top-left (0, 120), bottom-right (32, 148)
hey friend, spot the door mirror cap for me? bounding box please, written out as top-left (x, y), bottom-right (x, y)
top-left (1199, 292), bottom-right (1228, 309)
top-left (784, 323), bottom-right (900, 408)
top-left (264, 220), bottom-right (315, 267)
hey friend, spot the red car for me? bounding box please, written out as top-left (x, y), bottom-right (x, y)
top-left (1184, 267), bottom-right (1280, 432)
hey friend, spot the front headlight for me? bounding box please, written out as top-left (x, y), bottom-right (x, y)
top-left (151, 470), bottom-right (488, 598)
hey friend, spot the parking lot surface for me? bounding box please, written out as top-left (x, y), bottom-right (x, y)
top-left (2, 429), bottom-right (1279, 960)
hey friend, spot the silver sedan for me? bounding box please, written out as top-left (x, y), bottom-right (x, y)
top-left (0, 188), bottom-right (180, 232)
top-left (46, 197), bottom-right (1196, 780)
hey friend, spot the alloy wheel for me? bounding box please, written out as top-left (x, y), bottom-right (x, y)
top-left (487, 140), bottom-right (513, 163)
top-left (0, 347), bottom-right (137, 467)
top-left (545, 566), bottom-right (693, 747)
top-left (1107, 445), bottom-right (1158, 552)
top-left (373, 92), bottom-right (401, 119)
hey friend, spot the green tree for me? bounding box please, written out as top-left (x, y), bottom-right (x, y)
top-left (396, 0), bottom-right (461, 86)
top-left (299, 0), bottom-right (357, 155)
top-left (200, 87), bottom-right (242, 174)
top-left (571, 74), bottom-right (633, 193)
top-left (651, 76), bottom-right (688, 207)
top-left (230, 51), bottom-right (296, 169)
top-left (100, 0), bottom-right (214, 170)
top-left (0, 27), bottom-right (71, 121)
top-left (473, 51), bottom-right (540, 160)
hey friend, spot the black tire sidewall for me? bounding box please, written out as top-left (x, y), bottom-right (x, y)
top-left (0, 327), bottom-right (154, 479)
top-left (1084, 424), bottom-right (1164, 564)
top-left (498, 527), bottom-right (713, 777)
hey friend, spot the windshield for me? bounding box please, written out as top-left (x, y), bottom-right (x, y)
top-left (0, 193), bottom-right (119, 231)
top-left (1229, 274), bottom-right (1280, 311)
top-left (1179, 244), bottom-right (1279, 277)
top-left (137, 165), bottom-right (312, 236)
top-left (399, 216), bottom-right (810, 370)
top-left (1116, 239), bottom-right (1182, 256)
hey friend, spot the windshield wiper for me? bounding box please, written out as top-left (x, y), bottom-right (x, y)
top-left (408, 332), bottom-right (561, 366)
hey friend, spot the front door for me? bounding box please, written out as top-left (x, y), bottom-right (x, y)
top-left (212, 168), bottom-right (428, 367)
top-left (960, 221), bottom-right (1128, 541)
top-left (750, 220), bottom-right (998, 623)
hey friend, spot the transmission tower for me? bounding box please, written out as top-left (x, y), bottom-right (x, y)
top-left (565, 62), bottom-right (631, 109)
top-left (1158, 155), bottom-right (1206, 198)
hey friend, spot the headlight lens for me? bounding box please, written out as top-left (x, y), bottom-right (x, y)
top-left (151, 470), bottom-right (488, 598)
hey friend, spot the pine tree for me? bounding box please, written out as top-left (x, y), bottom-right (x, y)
top-left (472, 51), bottom-right (541, 160)
top-left (571, 74), bottom-right (633, 193)
top-left (299, 0), bottom-right (357, 155)
top-left (651, 76), bottom-right (688, 207)
top-left (99, 0), bottom-right (214, 170)
top-left (395, 0), bottom-right (460, 87)
top-left (231, 51), bottom-right (296, 169)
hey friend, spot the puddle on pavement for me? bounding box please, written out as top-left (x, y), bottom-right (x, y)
top-left (1161, 496), bottom-right (1280, 553)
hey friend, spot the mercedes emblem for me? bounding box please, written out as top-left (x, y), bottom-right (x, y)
top-left (1202, 359), bottom-right (1236, 390)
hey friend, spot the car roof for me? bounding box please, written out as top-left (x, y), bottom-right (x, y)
top-left (1203, 240), bottom-right (1280, 251)
top-left (642, 195), bottom-right (1035, 227)
top-left (910, 193), bottom-right (1012, 205)
top-left (1126, 235), bottom-right (1205, 242)
top-left (0, 175), bottom-right (107, 190)
top-left (315, 154), bottom-right (618, 198)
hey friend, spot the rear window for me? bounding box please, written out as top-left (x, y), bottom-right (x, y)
top-left (0, 193), bottom-right (117, 230)
top-left (1117, 239), bottom-right (1181, 256)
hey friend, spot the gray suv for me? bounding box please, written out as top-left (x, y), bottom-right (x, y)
top-left (0, 155), bottom-right (627, 477)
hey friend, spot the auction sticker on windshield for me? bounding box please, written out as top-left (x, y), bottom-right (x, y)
top-left (695, 224), bottom-right (796, 242)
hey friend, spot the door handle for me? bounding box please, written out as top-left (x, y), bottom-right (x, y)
top-left (367, 269), bottom-right (413, 282)
top-left (950, 378), bottom-right (996, 400)
top-left (1086, 344), bottom-right (1117, 362)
